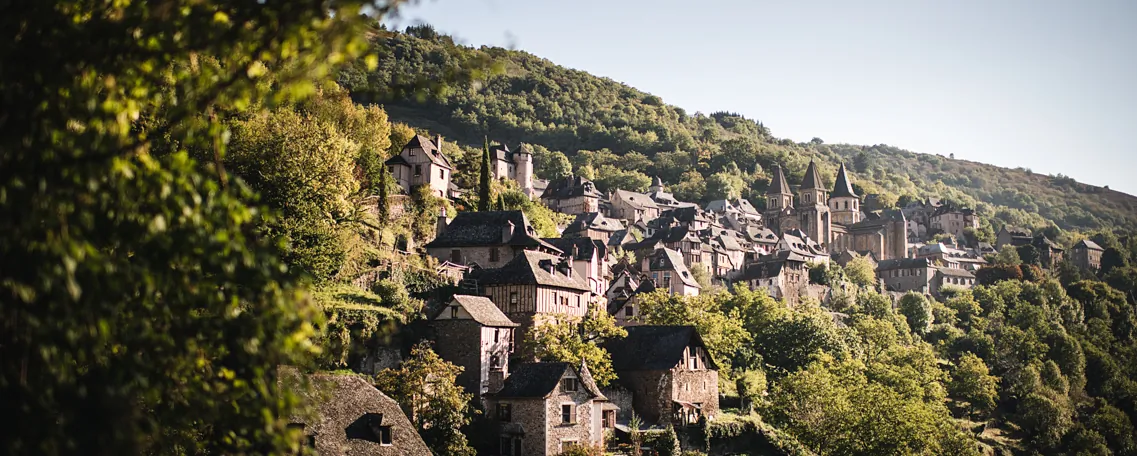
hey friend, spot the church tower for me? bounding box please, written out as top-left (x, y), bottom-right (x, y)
top-left (764, 165), bottom-right (794, 233)
top-left (829, 163), bottom-right (861, 225)
top-left (797, 160), bottom-right (831, 245)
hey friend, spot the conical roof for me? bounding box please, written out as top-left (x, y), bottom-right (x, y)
top-left (652, 175), bottom-right (663, 187)
top-left (800, 160), bottom-right (824, 190)
top-left (831, 163), bottom-right (857, 198)
top-left (767, 165), bottom-right (791, 195)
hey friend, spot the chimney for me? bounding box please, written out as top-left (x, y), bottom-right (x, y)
top-left (435, 207), bottom-right (449, 237)
top-left (435, 134), bottom-right (444, 151)
top-left (502, 220), bottom-right (515, 243)
top-left (487, 370), bottom-right (506, 395)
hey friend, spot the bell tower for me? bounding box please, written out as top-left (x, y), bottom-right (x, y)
top-left (764, 165), bottom-right (793, 233)
top-left (797, 160), bottom-right (831, 245)
top-left (829, 163), bottom-right (861, 225)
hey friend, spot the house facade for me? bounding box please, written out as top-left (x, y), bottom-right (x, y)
top-left (426, 210), bottom-right (562, 269)
top-left (603, 326), bottom-right (719, 426)
top-left (877, 258), bottom-right (937, 294)
top-left (610, 189), bottom-right (660, 223)
top-left (640, 247), bottom-right (701, 296)
top-left (544, 237), bottom-right (610, 295)
top-left (1071, 239), bottom-right (1104, 271)
top-left (562, 212), bottom-right (626, 242)
top-left (430, 295), bottom-right (518, 400)
top-left (737, 251), bottom-right (809, 307)
top-left (487, 362), bottom-right (611, 456)
top-left (540, 175), bottom-right (603, 215)
top-left (385, 135), bottom-right (452, 198)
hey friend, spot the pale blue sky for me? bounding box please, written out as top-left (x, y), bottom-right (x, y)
top-left (390, 0), bottom-right (1137, 195)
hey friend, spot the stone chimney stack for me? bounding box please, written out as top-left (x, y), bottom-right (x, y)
top-left (502, 220), bottom-right (515, 243)
top-left (435, 207), bottom-right (449, 238)
top-left (435, 134), bottom-right (444, 151)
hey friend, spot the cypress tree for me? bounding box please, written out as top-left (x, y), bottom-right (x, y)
top-left (496, 193), bottom-right (506, 211)
top-left (377, 165), bottom-right (390, 221)
top-left (478, 136), bottom-right (492, 211)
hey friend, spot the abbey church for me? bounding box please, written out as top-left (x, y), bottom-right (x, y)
top-left (764, 161), bottom-right (907, 260)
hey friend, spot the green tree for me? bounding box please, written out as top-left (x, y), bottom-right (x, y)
top-left (388, 122), bottom-right (417, 157)
top-left (950, 352), bottom-right (999, 418)
top-left (1017, 244), bottom-right (1041, 266)
top-left (537, 149), bottom-right (573, 180)
top-left (526, 305), bottom-right (627, 387)
top-left (635, 290), bottom-right (750, 368)
top-left (994, 247), bottom-right (1023, 266)
top-left (479, 136), bottom-right (492, 211)
top-left (845, 256), bottom-right (878, 288)
top-left (375, 342), bottom-right (475, 456)
top-left (898, 293), bottom-right (933, 335)
top-left (377, 164), bottom-right (391, 221)
top-left (0, 1), bottom-right (400, 453)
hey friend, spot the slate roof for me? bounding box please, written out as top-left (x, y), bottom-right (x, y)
top-left (767, 165), bottom-right (791, 195)
top-left (831, 163), bottom-right (857, 198)
top-left (737, 260), bottom-right (786, 281)
top-left (541, 175), bottom-right (602, 200)
top-left (543, 237), bottom-right (607, 261)
top-left (608, 229), bottom-right (635, 247)
top-left (1075, 239), bottom-right (1104, 251)
top-left (705, 200), bottom-right (735, 213)
top-left (613, 189), bottom-right (659, 210)
top-left (648, 189), bottom-right (679, 206)
top-left (1000, 225), bottom-right (1032, 237)
top-left (849, 209), bottom-right (905, 230)
top-left (448, 295), bottom-right (517, 327)
top-left (281, 368), bottom-right (432, 456)
top-left (384, 154), bottom-right (410, 166)
top-left (604, 326), bottom-right (718, 371)
top-left (877, 257), bottom-right (933, 271)
top-left (644, 248), bottom-right (700, 288)
top-left (403, 135), bottom-right (452, 169)
top-left (734, 198), bottom-right (760, 215)
top-left (468, 250), bottom-right (590, 291)
top-left (565, 212), bottom-right (626, 234)
top-left (1033, 235), bottom-right (1064, 251)
top-left (800, 160), bottom-right (825, 190)
top-left (424, 211), bottom-right (560, 251)
top-left (936, 267), bottom-right (976, 278)
top-left (493, 362), bottom-right (605, 399)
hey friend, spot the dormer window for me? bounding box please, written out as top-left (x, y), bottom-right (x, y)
top-left (562, 377), bottom-right (579, 393)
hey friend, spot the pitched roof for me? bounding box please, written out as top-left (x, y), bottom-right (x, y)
top-left (565, 212), bottom-right (626, 234)
top-left (424, 211), bottom-right (559, 251)
top-left (468, 250), bottom-right (590, 291)
top-left (848, 209), bottom-right (905, 230)
top-left (281, 369), bottom-right (432, 456)
top-left (447, 295), bottom-right (517, 327)
top-left (937, 267), bottom-right (976, 278)
top-left (403, 135), bottom-right (452, 169)
top-left (644, 248), bottom-right (700, 288)
top-left (543, 237), bottom-right (606, 261)
top-left (733, 198), bottom-right (760, 215)
top-left (493, 362), bottom-right (605, 399)
top-left (877, 257), bottom-right (933, 271)
top-left (613, 189), bottom-right (659, 210)
top-left (604, 326), bottom-right (718, 371)
top-left (1075, 239), bottom-right (1104, 251)
top-left (541, 175), bottom-right (602, 200)
top-left (705, 200), bottom-right (735, 213)
top-left (831, 163), bottom-right (857, 198)
top-left (800, 160), bottom-right (825, 190)
top-left (1000, 225), bottom-right (1032, 237)
top-left (737, 260), bottom-right (786, 281)
top-left (384, 154), bottom-right (410, 166)
top-left (767, 165), bottom-right (791, 195)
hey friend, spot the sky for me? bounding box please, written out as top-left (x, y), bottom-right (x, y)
top-left (389, 0), bottom-right (1137, 195)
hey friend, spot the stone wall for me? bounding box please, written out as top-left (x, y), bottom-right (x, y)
top-left (543, 387), bottom-right (601, 455)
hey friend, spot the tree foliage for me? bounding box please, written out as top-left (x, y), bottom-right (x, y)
top-left (526, 304), bottom-right (627, 387)
top-left (374, 342), bottom-right (475, 456)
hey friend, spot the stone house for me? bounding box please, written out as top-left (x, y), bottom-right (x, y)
top-left (737, 251), bottom-right (809, 307)
top-left (426, 210), bottom-right (562, 269)
top-left (1071, 239), bottom-right (1105, 271)
top-left (915, 243), bottom-right (988, 271)
top-left (489, 143), bottom-right (537, 197)
top-left (281, 369), bottom-right (432, 456)
top-left (543, 237), bottom-right (611, 295)
top-left (562, 212), bottom-right (626, 242)
top-left (777, 229), bottom-right (830, 266)
top-left (996, 225), bottom-right (1033, 249)
top-left (603, 326), bottom-right (719, 426)
top-left (541, 175), bottom-right (603, 215)
top-left (467, 250), bottom-right (593, 354)
top-left (929, 205), bottom-right (979, 239)
top-left (833, 209), bottom-right (908, 261)
top-left (486, 362), bottom-right (612, 456)
top-left (934, 267), bottom-right (976, 295)
top-left (877, 258), bottom-right (937, 294)
top-left (1032, 235), bottom-right (1065, 269)
top-left (384, 135), bottom-right (452, 198)
top-left (610, 189), bottom-right (660, 223)
top-left (430, 295), bottom-right (518, 401)
top-left (640, 247), bottom-right (701, 296)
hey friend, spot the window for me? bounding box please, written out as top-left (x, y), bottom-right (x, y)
top-left (378, 426), bottom-right (392, 446)
top-left (450, 306), bottom-right (458, 319)
top-left (409, 147), bottom-right (415, 156)
top-left (562, 377), bottom-right (579, 393)
top-left (490, 247), bottom-right (500, 262)
top-left (602, 410), bottom-right (616, 429)
top-left (497, 403), bottom-right (512, 422)
top-left (561, 404), bottom-right (576, 424)
top-left (450, 249), bottom-right (461, 263)
top-left (439, 169), bottom-right (445, 179)
top-left (490, 354), bottom-right (502, 370)
top-left (663, 272), bottom-right (672, 288)
top-left (494, 328), bottom-right (500, 343)
top-left (414, 165), bottom-right (422, 176)
top-left (624, 305), bottom-right (635, 318)
top-left (509, 292), bottom-right (519, 312)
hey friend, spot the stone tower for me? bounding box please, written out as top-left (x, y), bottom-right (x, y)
top-left (797, 160), bottom-right (831, 245)
top-left (829, 163), bottom-right (861, 225)
top-left (649, 175), bottom-right (664, 194)
top-left (515, 144), bottom-right (534, 197)
top-left (764, 165), bottom-right (794, 234)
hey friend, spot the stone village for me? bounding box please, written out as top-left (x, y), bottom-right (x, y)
top-left (299, 135), bottom-right (1102, 456)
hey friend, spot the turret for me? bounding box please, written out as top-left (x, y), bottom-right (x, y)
top-left (765, 165), bottom-right (792, 211)
top-left (515, 144), bottom-right (534, 196)
top-left (650, 175), bottom-right (664, 193)
top-left (797, 160), bottom-right (830, 246)
top-left (798, 160), bottom-right (826, 207)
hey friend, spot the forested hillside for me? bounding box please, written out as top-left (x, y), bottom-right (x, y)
top-left (339, 26), bottom-right (1137, 234)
